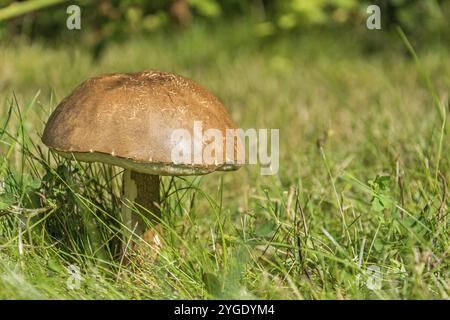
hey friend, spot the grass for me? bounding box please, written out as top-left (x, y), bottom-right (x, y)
top-left (0, 21), bottom-right (449, 299)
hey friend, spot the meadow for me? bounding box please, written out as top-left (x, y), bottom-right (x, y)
top-left (0, 22), bottom-right (448, 299)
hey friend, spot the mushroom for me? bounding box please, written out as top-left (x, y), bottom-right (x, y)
top-left (42, 71), bottom-right (241, 254)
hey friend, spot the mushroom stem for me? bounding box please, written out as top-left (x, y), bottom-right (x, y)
top-left (121, 170), bottom-right (161, 245)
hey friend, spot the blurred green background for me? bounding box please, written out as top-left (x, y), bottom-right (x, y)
top-left (1, 0), bottom-right (450, 46)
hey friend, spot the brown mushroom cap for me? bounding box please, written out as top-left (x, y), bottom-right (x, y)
top-left (42, 71), bottom-right (241, 175)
